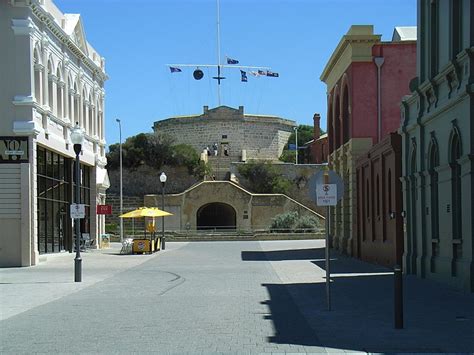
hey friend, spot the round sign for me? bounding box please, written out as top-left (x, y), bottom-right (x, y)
top-left (137, 241), bottom-right (145, 250)
top-left (308, 169), bottom-right (345, 203)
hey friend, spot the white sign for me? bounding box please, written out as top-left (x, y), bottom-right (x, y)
top-left (316, 184), bottom-right (338, 206)
top-left (70, 204), bottom-right (86, 219)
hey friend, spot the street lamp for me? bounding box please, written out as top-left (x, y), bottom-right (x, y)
top-left (70, 122), bottom-right (85, 282)
top-left (116, 118), bottom-right (123, 244)
top-left (160, 172), bottom-right (167, 250)
top-left (294, 126), bottom-right (298, 165)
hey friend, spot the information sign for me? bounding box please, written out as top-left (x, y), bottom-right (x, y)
top-left (316, 184), bottom-right (338, 206)
top-left (70, 204), bottom-right (86, 219)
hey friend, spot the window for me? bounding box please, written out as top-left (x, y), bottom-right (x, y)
top-left (429, 0), bottom-right (439, 77)
top-left (376, 175), bottom-right (380, 217)
top-left (37, 147), bottom-right (72, 254)
top-left (451, 0), bottom-right (462, 59)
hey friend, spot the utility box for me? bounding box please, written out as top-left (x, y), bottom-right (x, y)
top-left (132, 239), bottom-right (154, 254)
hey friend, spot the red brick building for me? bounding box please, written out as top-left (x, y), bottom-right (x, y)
top-left (320, 25), bottom-right (416, 265)
top-left (355, 133), bottom-right (403, 267)
top-left (305, 113), bottom-right (328, 164)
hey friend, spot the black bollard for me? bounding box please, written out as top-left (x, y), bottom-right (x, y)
top-left (394, 265), bottom-right (403, 329)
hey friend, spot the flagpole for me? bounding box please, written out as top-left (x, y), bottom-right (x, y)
top-left (216, 0), bottom-right (222, 106)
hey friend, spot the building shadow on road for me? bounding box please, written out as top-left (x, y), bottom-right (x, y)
top-left (243, 249), bottom-right (474, 352)
top-left (241, 247), bottom-right (326, 261)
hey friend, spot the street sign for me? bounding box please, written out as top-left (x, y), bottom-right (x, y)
top-left (316, 184), bottom-right (337, 206)
top-left (308, 169), bottom-right (345, 204)
top-left (97, 204), bottom-right (112, 215)
top-left (70, 204), bottom-right (85, 219)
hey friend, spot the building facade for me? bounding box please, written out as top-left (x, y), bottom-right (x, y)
top-left (320, 25), bottom-right (416, 256)
top-left (153, 105), bottom-right (296, 162)
top-left (355, 133), bottom-right (403, 267)
top-left (400, 0), bottom-right (473, 292)
top-left (0, 0), bottom-right (108, 266)
top-left (305, 113), bottom-right (328, 164)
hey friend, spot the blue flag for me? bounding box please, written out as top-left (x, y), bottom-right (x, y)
top-left (240, 70), bottom-right (248, 82)
top-left (266, 71), bottom-right (279, 77)
top-left (169, 66), bottom-right (182, 73)
top-left (227, 57), bottom-right (239, 64)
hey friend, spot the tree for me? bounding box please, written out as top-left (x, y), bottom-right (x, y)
top-left (238, 160), bottom-right (291, 194)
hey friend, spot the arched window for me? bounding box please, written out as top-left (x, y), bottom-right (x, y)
top-left (328, 97), bottom-right (333, 153)
top-left (342, 85), bottom-right (349, 144)
top-left (88, 93), bottom-right (93, 136)
top-left (366, 179), bottom-right (370, 218)
top-left (33, 49), bottom-right (42, 104)
top-left (376, 174), bottom-right (380, 217)
top-left (47, 60), bottom-right (54, 109)
top-left (429, 140), bottom-right (439, 240)
top-left (74, 82), bottom-right (79, 125)
top-left (387, 169), bottom-right (392, 215)
top-left (334, 95), bottom-right (341, 149)
top-left (450, 132), bottom-right (462, 240)
top-left (56, 66), bottom-right (63, 119)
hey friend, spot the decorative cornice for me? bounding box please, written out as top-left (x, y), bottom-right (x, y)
top-left (30, 3), bottom-right (108, 82)
top-left (11, 18), bottom-right (35, 36)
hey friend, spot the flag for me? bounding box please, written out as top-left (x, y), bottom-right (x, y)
top-left (169, 66), bottom-right (182, 73)
top-left (226, 57), bottom-right (239, 64)
top-left (240, 70), bottom-right (247, 82)
top-left (249, 71), bottom-right (260, 77)
top-left (266, 71), bottom-right (279, 77)
top-left (257, 70), bottom-right (266, 76)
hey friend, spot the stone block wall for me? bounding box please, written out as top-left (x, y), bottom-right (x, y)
top-left (153, 106), bottom-right (295, 162)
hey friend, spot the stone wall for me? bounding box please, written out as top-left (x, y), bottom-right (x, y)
top-left (230, 162), bottom-right (327, 217)
top-left (105, 193), bottom-right (144, 234)
top-left (153, 106), bottom-right (295, 162)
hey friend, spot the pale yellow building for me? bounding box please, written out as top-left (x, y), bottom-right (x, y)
top-left (0, 0), bottom-right (109, 266)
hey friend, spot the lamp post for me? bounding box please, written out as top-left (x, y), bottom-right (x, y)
top-left (294, 126), bottom-right (298, 165)
top-left (116, 118), bottom-right (123, 244)
top-left (70, 122), bottom-right (85, 282)
top-left (160, 172), bottom-right (167, 250)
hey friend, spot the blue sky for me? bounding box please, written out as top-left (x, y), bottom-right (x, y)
top-left (55, 0), bottom-right (416, 147)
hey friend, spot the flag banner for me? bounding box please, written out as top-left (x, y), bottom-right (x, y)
top-left (257, 70), bottom-right (266, 76)
top-left (249, 71), bottom-right (260, 77)
top-left (266, 71), bottom-right (279, 77)
top-left (226, 57), bottom-right (239, 64)
top-left (169, 66), bottom-right (182, 73)
top-left (240, 70), bottom-right (248, 82)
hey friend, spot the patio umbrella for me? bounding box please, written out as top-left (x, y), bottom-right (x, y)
top-left (119, 207), bottom-right (173, 251)
top-left (119, 207), bottom-right (173, 218)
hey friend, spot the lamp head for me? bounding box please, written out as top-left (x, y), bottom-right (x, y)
top-left (70, 122), bottom-right (85, 145)
top-left (160, 172), bottom-right (167, 183)
top-left (116, 118), bottom-right (120, 123)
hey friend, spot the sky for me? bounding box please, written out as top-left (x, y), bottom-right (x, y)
top-left (55, 0), bottom-right (416, 147)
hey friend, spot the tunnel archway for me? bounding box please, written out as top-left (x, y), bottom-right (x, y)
top-left (197, 202), bottom-right (236, 230)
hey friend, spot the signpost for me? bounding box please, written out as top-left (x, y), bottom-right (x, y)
top-left (309, 168), bottom-right (344, 311)
top-left (70, 204), bottom-right (85, 219)
top-left (97, 204), bottom-right (112, 215)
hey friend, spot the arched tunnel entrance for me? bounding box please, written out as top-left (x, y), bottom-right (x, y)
top-left (197, 203), bottom-right (236, 230)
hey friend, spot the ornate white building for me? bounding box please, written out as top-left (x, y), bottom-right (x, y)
top-left (0, 0), bottom-right (109, 266)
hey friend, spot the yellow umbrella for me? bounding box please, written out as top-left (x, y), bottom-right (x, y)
top-left (118, 207), bottom-right (173, 252)
top-left (119, 207), bottom-right (172, 218)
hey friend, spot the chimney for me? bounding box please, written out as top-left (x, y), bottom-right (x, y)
top-left (203, 106), bottom-right (209, 114)
top-left (313, 113), bottom-right (321, 140)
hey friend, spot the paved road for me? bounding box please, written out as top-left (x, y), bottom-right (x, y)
top-left (1, 240), bottom-right (473, 354)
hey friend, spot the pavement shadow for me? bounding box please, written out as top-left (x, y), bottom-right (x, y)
top-left (261, 282), bottom-right (323, 346)
top-left (241, 247), bottom-right (326, 261)
top-left (312, 251), bottom-right (392, 274)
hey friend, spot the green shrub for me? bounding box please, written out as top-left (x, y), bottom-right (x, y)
top-left (238, 160), bottom-right (292, 194)
top-left (270, 211), bottom-right (320, 233)
top-left (294, 215), bottom-right (320, 233)
top-left (105, 223), bottom-right (117, 234)
top-left (270, 211), bottom-right (299, 233)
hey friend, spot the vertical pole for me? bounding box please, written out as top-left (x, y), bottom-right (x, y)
top-left (74, 147), bottom-right (82, 282)
top-left (325, 173), bottom-right (331, 311)
top-left (295, 127), bottom-right (298, 165)
top-left (394, 265), bottom-right (403, 329)
top-left (117, 119), bottom-right (123, 244)
top-left (161, 182), bottom-right (166, 250)
top-left (216, 0), bottom-right (221, 106)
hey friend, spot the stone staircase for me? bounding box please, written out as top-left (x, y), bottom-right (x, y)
top-left (207, 155), bottom-right (234, 180)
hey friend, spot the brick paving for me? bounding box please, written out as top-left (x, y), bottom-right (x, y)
top-left (1, 240), bottom-right (473, 354)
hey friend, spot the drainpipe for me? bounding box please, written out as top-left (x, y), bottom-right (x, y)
top-left (374, 57), bottom-right (385, 143)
